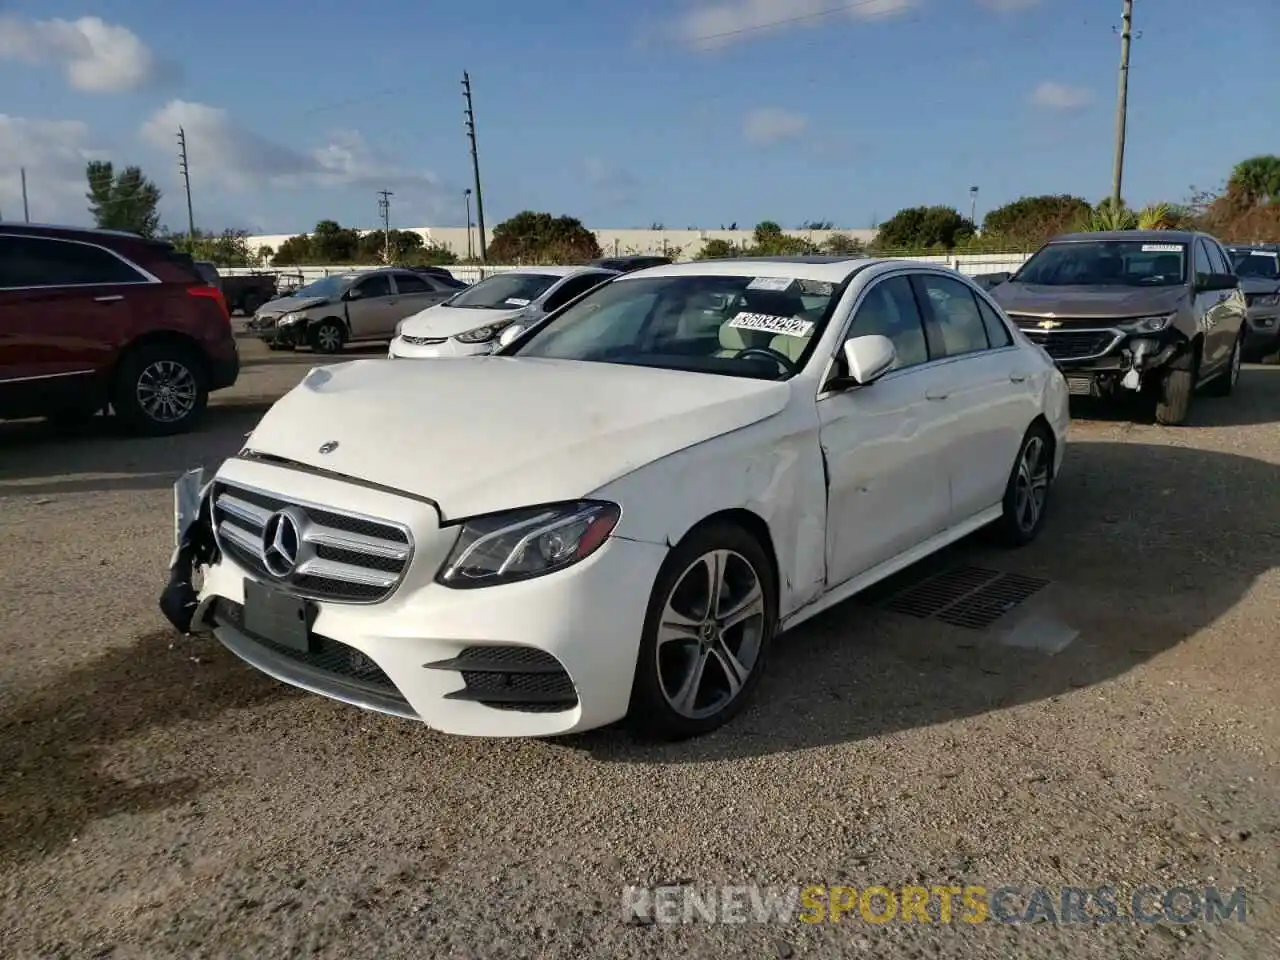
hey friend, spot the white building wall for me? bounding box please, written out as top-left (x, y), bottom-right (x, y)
top-left (243, 226), bottom-right (881, 262)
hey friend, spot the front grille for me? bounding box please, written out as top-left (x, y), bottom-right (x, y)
top-left (211, 480), bottom-right (412, 604)
top-left (1022, 329), bottom-right (1117, 360)
top-left (402, 335), bottom-right (447, 346)
top-left (424, 645), bottom-right (578, 713)
top-left (211, 598), bottom-right (413, 710)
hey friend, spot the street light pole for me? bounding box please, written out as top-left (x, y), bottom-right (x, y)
top-left (969, 185), bottom-right (979, 226)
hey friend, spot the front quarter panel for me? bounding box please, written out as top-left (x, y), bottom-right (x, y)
top-left (590, 385), bottom-right (827, 619)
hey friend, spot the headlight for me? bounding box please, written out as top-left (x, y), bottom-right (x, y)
top-left (1118, 313), bottom-right (1175, 334)
top-left (454, 320), bottom-right (515, 344)
top-left (279, 311), bottom-right (306, 326)
top-left (1248, 293), bottom-right (1279, 307)
top-left (436, 500), bottom-right (621, 589)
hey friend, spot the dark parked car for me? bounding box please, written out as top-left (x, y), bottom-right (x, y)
top-left (221, 272), bottom-right (278, 316)
top-left (400, 264), bottom-right (468, 287)
top-left (1225, 244), bottom-right (1280, 359)
top-left (988, 230), bottom-right (1246, 425)
top-left (587, 255), bottom-right (673, 274)
top-left (0, 223), bottom-right (239, 435)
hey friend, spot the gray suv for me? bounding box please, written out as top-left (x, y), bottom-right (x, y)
top-left (248, 267), bottom-right (456, 353)
top-left (989, 230), bottom-right (1247, 425)
top-left (1226, 244), bottom-right (1280, 359)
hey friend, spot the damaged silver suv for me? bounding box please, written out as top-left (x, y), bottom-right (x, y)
top-left (989, 230), bottom-right (1247, 425)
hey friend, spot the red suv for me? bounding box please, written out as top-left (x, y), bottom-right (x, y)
top-left (0, 223), bottom-right (239, 435)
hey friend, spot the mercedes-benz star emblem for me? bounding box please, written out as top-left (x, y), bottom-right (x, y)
top-left (318, 440), bottom-right (339, 454)
top-left (261, 509), bottom-right (303, 578)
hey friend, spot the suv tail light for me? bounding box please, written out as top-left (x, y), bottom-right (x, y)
top-left (187, 284), bottom-right (231, 328)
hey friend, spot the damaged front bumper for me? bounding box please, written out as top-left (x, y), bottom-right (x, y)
top-left (159, 467), bottom-right (220, 635)
top-left (1027, 327), bottom-right (1188, 398)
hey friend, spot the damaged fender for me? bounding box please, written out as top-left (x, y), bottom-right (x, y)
top-left (159, 467), bottom-right (220, 635)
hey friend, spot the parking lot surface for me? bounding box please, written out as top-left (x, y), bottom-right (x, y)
top-left (2, 339), bottom-right (1278, 959)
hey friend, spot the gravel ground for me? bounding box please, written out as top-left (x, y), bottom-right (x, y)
top-left (2, 340), bottom-right (1278, 959)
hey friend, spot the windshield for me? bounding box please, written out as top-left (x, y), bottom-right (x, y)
top-left (294, 274), bottom-right (356, 300)
top-left (1231, 250), bottom-right (1280, 279)
top-left (512, 273), bottom-right (843, 380)
top-left (447, 272), bottom-right (559, 309)
top-left (1015, 240), bottom-right (1188, 287)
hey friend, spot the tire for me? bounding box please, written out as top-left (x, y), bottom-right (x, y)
top-left (1205, 328), bottom-right (1243, 398)
top-left (626, 521), bottom-right (777, 740)
top-left (241, 293), bottom-right (264, 316)
top-left (267, 342), bottom-right (290, 352)
top-left (1154, 366), bottom-right (1194, 425)
top-left (992, 422), bottom-right (1054, 548)
top-left (111, 342), bottom-right (208, 436)
top-left (310, 318), bottom-right (346, 354)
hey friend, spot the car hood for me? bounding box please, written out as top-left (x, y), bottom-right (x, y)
top-left (1238, 276), bottom-right (1280, 294)
top-left (258, 295), bottom-right (328, 316)
top-left (991, 282), bottom-right (1187, 322)
top-left (242, 357), bottom-right (790, 520)
top-left (398, 304), bottom-right (526, 338)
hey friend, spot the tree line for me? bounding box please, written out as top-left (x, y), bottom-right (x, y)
top-left (77, 154), bottom-right (1280, 267)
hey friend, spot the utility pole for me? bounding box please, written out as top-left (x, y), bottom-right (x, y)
top-left (177, 127), bottom-right (195, 236)
top-left (1110, 0), bottom-right (1134, 211)
top-left (21, 167), bottom-right (30, 222)
top-left (377, 190), bottom-right (393, 262)
top-left (968, 185), bottom-right (979, 227)
top-left (462, 71), bottom-right (487, 263)
top-left (463, 188), bottom-right (473, 260)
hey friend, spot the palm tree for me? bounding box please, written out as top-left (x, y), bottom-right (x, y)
top-left (1227, 155), bottom-right (1280, 207)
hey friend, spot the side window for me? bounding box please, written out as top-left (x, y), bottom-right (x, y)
top-left (973, 293), bottom-right (1013, 348)
top-left (845, 275), bottom-right (929, 370)
top-left (0, 236), bottom-right (148, 288)
top-left (917, 273), bottom-right (991, 358)
top-left (1195, 239), bottom-right (1216, 277)
top-left (1209, 240), bottom-right (1233, 275)
top-left (542, 273), bottom-right (609, 313)
top-left (393, 273), bottom-right (433, 294)
top-left (354, 274), bottom-right (392, 298)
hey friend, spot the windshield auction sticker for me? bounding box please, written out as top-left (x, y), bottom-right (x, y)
top-left (729, 312), bottom-right (814, 338)
top-left (746, 277), bottom-right (797, 292)
top-left (1141, 244), bottom-right (1182, 253)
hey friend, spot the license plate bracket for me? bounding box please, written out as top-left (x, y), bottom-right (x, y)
top-left (243, 579), bottom-right (315, 653)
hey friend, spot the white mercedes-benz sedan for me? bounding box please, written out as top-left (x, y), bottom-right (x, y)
top-left (387, 266), bottom-right (617, 359)
top-left (162, 256), bottom-right (1069, 740)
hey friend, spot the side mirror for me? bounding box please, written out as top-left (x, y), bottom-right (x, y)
top-left (344, 288), bottom-right (363, 301)
top-left (497, 324), bottom-right (526, 349)
top-left (842, 334), bottom-right (897, 385)
top-left (1196, 272), bottom-right (1239, 293)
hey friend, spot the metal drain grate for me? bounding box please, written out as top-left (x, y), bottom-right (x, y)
top-left (881, 566), bottom-right (1050, 630)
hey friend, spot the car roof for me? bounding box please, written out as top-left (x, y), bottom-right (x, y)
top-left (1049, 230), bottom-right (1202, 244)
top-left (495, 265), bottom-right (620, 278)
top-left (619, 255), bottom-right (882, 284)
top-left (0, 221), bottom-right (150, 241)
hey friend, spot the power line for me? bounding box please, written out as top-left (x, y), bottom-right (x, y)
top-left (177, 126), bottom-right (195, 235)
top-left (684, 0), bottom-right (920, 47)
top-left (462, 71), bottom-right (488, 263)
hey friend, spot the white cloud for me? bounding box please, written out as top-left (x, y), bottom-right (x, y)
top-left (673, 0), bottom-right (918, 50)
top-left (978, 0), bottom-right (1040, 10)
top-left (742, 107), bottom-right (808, 145)
top-left (0, 15), bottom-right (170, 92)
top-left (0, 115), bottom-right (105, 223)
top-left (140, 101), bottom-right (441, 198)
top-left (1028, 81), bottom-right (1092, 110)
top-left (581, 157), bottom-right (639, 203)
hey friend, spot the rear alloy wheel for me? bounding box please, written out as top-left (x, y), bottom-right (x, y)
top-left (993, 424), bottom-right (1053, 547)
top-left (1205, 329), bottom-right (1243, 398)
top-left (310, 319), bottom-right (346, 354)
top-left (112, 343), bottom-right (208, 436)
top-left (628, 523), bottom-right (775, 740)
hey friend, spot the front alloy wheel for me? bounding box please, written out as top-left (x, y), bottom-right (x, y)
top-left (628, 522), bottom-right (776, 739)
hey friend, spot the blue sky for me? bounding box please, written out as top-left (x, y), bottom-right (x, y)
top-left (1, 0), bottom-right (1275, 235)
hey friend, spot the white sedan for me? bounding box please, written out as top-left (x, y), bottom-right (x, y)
top-left (388, 265), bottom-right (618, 358)
top-left (162, 257), bottom-right (1069, 740)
